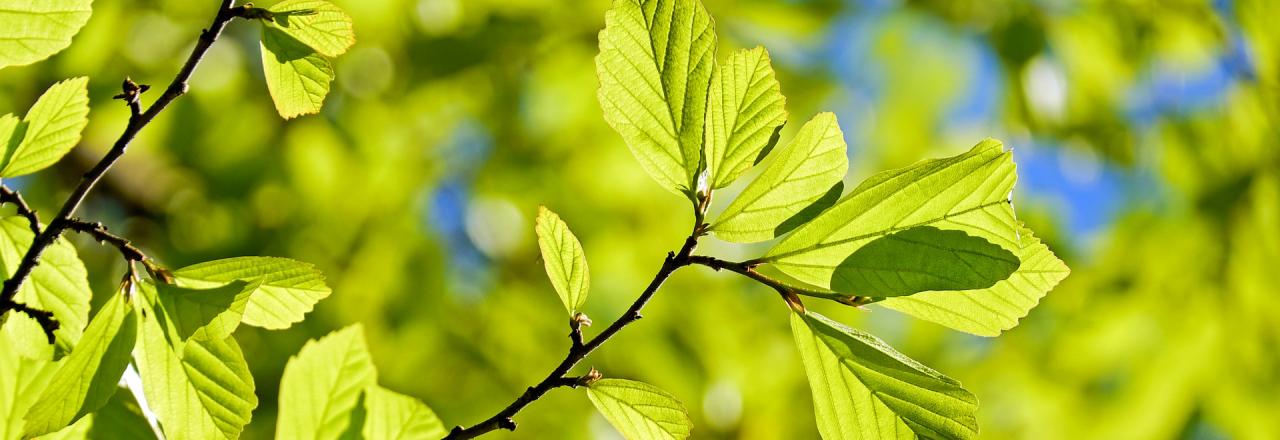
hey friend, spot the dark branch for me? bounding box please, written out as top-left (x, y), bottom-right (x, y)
top-left (65, 218), bottom-right (148, 263)
top-left (0, 0), bottom-right (251, 340)
top-left (688, 255), bottom-right (877, 308)
top-left (0, 185), bottom-right (41, 235)
top-left (443, 228), bottom-right (704, 439)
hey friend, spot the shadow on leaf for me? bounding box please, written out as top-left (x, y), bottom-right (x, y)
top-left (829, 226), bottom-right (1019, 297)
top-left (775, 181), bottom-right (843, 238)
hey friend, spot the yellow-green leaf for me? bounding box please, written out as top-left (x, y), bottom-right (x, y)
top-left (535, 207), bottom-right (590, 314)
top-left (1, 77), bottom-right (90, 177)
top-left (260, 27), bottom-right (334, 119)
top-left (0, 0), bottom-right (92, 70)
top-left (264, 0), bottom-right (355, 58)
top-left (276, 325), bottom-right (377, 440)
top-left (586, 378), bottom-right (692, 440)
top-left (705, 46), bottom-right (787, 189)
top-left (0, 216), bottom-right (91, 351)
top-left (173, 256), bottom-right (331, 330)
top-left (362, 386), bottom-right (447, 439)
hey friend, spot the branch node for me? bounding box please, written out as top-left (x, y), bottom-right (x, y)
top-left (575, 367), bottom-right (603, 387)
top-left (3, 300), bottom-right (59, 343)
top-left (497, 418), bottom-right (517, 431)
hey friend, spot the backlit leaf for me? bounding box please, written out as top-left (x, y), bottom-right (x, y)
top-left (276, 325), bottom-right (377, 440)
top-left (587, 379), bottom-right (693, 440)
top-left (173, 256), bottom-right (331, 330)
top-left (0, 77), bottom-right (90, 177)
top-left (705, 47), bottom-right (787, 189)
top-left (265, 0), bottom-right (355, 58)
top-left (260, 27), bottom-right (334, 119)
top-left (0, 0), bottom-right (92, 70)
top-left (535, 207), bottom-right (590, 314)
top-left (362, 386), bottom-right (447, 439)
top-left (0, 216), bottom-right (91, 351)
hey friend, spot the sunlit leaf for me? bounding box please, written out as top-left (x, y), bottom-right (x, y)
top-left (173, 256), bottom-right (331, 330)
top-left (763, 139), bottom-right (1020, 294)
top-left (586, 378), bottom-right (693, 440)
top-left (133, 287), bottom-right (257, 440)
top-left (0, 77), bottom-right (90, 177)
top-left (23, 294), bottom-right (136, 437)
top-left (879, 225), bottom-right (1069, 336)
top-left (705, 46), bottom-right (787, 189)
top-left (260, 27), bottom-right (335, 119)
top-left (0, 0), bottom-right (92, 70)
top-left (265, 0), bottom-right (355, 58)
top-left (277, 325), bottom-right (377, 440)
top-left (86, 387), bottom-right (159, 439)
top-left (711, 113), bottom-right (847, 243)
top-left (0, 216), bottom-right (92, 351)
top-left (0, 315), bottom-right (60, 440)
top-left (596, 0), bottom-right (716, 195)
top-left (535, 207), bottom-right (590, 314)
top-left (791, 311), bottom-right (978, 439)
top-left (155, 280), bottom-right (253, 341)
top-left (362, 386), bottom-right (447, 439)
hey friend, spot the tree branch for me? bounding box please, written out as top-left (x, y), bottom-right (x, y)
top-left (688, 255), bottom-right (877, 308)
top-left (0, 0), bottom-right (251, 342)
top-left (443, 228), bottom-right (705, 439)
top-left (0, 185), bottom-right (41, 235)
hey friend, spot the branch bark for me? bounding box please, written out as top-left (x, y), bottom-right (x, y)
top-left (0, 0), bottom-right (250, 341)
top-left (443, 228), bottom-right (704, 439)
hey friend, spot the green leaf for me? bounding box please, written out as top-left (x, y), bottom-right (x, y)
top-left (711, 113), bottom-right (848, 243)
top-left (155, 280), bottom-right (253, 342)
top-left (260, 27), bottom-right (335, 119)
top-left (23, 294), bottom-right (137, 437)
top-left (276, 325), bottom-right (377, 440)
top-left (763, 139), bottom-right (1020, 293)
top-left (535, 207), bottom-right (590, 314)
top-left (0, 77), bottom-right (90, 177)
top-left (86, 387), bottom-right (160, 439)
top-left (791, 311), bottom-right (979, 439)
top-left (0, 216), bottom-right (92, 351)
top-left (133, 287), bottom-right (258, 440)
top-left (705, 46), bottom-right (787, 189)
top-left (39, 415), bottom-right (90, 440)
top-left (596, 0), bottom-right (716, 195)
top-left (0, 316), bottom-right (61, 440)
top-left (362, 386), bottom-right (447, 440)
top-left (878, 224), bottom-right (1069, 336)
top-left (586, 378), bottom-right (693, 440)
top-left (0, 0), bottom-right (92, 70)
top-left (0, 114), bottom-right (19, 165)
top-left (829, 226), bottom-right (1019, 298)
top-left (173, 256), bottom-right (331, 330)
top-left (264, 0), bottom-right (355, 58)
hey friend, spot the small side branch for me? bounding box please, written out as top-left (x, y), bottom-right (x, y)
top-left (65, 219), bottom-right (147, 263)
top-left (688, 255), bottom-right (876, 309)
top-left (0, 185), bottom-right (41, 235)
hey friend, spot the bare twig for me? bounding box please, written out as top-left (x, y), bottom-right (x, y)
top-left (688, 255), bottom-right (877, 308)
top-left (0, 0), bottom-right (252, 341)
top-left (0, 185), bottom-right (41, 235)
top-left (65, 218), bottom-right (148, 263)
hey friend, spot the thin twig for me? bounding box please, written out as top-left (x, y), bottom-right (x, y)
top-left (0, 185), bottom-right (41, 235)
top-left (687, 255), bottom-right (876, 308)
top-left (65, 218), bottom-right (148, 263)
top-left (443, 228), bottom-right (705, 439)
top-left (0, 0), bottom-right (251, 341)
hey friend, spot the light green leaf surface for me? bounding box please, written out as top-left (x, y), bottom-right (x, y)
top-left (535, 207), bottom-right (590, 314)
top-left (86, 387), bottom-right (159, 439)
top-left (362, 386), bottom-right (447, 440)
top-left (0, 0), bottom-right (92, 70)
top-left (277, 325), bottom-right (377, 440)
top-left (155, 280), bottom-right (253, 342)
top-left (0, 316), bottom-right (61, 440)
top-left (764, 139), bottom-right (1020, 293)
top-left (23, 294), bottom-right (136, 437)
top-left (0, 115), bottom-right (18, 165)
top-left (712, 113), bottom-right (847, 243)
top-left (879, 225), bottom-right (1069, 336)
top-left (586, 378), bottom-right (693, 440)
top-left (0, 216), bottom-right (91, 351)
top-left (1, 77), bottom-right (90, 177)
top-left (173, 256), bottom-right (331, 330)
top-left (260, 27), bottom-right (334, 119)
top-left (39, 415), bottom-right (90, 440)
top-left (596, 0), bottom-right (716, 195)
top-left (134, 290), bottom-right (257, 440)
top-left (265, 0), bottom-right (355, 58)
top-left (791, 311), bottom-right (979, 440)
top-left (705, 46), bottom-right (787, 189)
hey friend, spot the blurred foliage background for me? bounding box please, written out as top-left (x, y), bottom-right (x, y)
top-left (2, 0), bottom-right (1278, 438)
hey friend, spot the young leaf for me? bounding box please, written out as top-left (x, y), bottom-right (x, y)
top-left (173, 256), bottom-right (331, 330)
top-left (596, 0), bottom-right (716, 195)
top-left (763, 139), bottom-right (1020, 293)
top-left (260, 27), bottom-right (335, 119)
top-left (277, 325), bottom-right (377, 440)
top-left (0, 216), bottom-right (92, 351)
top-left (133, 289), bottom-right (258, 440)
top-left (23, 294), bottom-right (137, 437)
top-left (586, 378), bottom-right (693, 440)
top-left (0, 316), bottom-right (61, 440)
top-left (705, 47), bottom-right (787, 189)
top-left (711, 113), bottom-right (847, 243)
top-left (0, 0), bottom-right (92, 70)
top-left (264, 0), bottom-right (355, 58)
top-left (362, 386), bottom-right (447, 439)
top-left (791, 311), bottom-right (979, 440)
top-left (154, 280), bottom-right (254, 342)
top-left (878, 224), bottom-right (1069, 336)
top-left (535, 207), bottom-right (590, 314)
top-left (0, 77), bottom-right (90, 177)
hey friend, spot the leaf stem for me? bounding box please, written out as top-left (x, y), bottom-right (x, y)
top-left (687, 255), bottom-right (876, 308)
top-left (0, 0), bottom-right (252, 341)
top-left (443, 227), bottom-right (704, 439)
